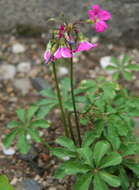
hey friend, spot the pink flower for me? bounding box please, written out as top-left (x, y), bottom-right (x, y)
top-left (54, 47), bottom-right (72, 58)
top-left (44, 51), bottom-right (54, 64)
top-left (88, 4), bottom-right (111, 32)
top-left (73, 41), bottom-right (97, 53)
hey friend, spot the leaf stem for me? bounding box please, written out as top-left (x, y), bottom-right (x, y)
top-left (52, 62), bottom-right (69, 137)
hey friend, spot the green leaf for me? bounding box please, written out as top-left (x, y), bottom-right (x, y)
top-left (74, 173), bottom-right (92, 190)
top-left (125, 162), bottom-right (139, 176)
top-left (122, 55), bottom-right (130, 64)
top-left (36, 104), bottom-right (56, 119)
top-left (56, 136), bottom-right (76, 151)
top-left (36, 99), bottom-right (58, 106)
top-left (27, 106), bottom-right (38, 120)
top-left (51, 147), bottom-right (76, 159)
top-left (61, 160), bottom-right (90, 175)
top-left (7, 120), bottom-right (21, 128)
top-left (0, 175), bottom-right (14, 190)
top-left (126, 64), bottom-right (139, 71)
top-left (28, 128), bottom-right (41, 142)
top-left (54, 167), bottom-right (67, 179)
top-left (60, 77), bottom-right (70, 97)
top-left (31, 120), bottom-right (50, 128)
top-left (77, 147), bottom-right (93, 166)
top-left (16, 109), bottom-right (26, 122)
top-left (99, 171), bottom-right (121, 187)
top-left (123, 71), bottom-right (133, 80)
top-left (93, 174), bottom-right (109, 190)
top-left (106, 65), bottom-right (117, 70)
top-left (17, 132), bottom-right (30, 154)
top-left (111, 56), bottom-right (118, 65)
top-left (40, 88), bottom-right (56, 98)
top-left (3, 130), bottom-right (17, 148)
top-left (112, 72), bottom-right (120, 81)
top-left (94, 141), bottom-right (110, 166)
top-left (82, 130), bottom-right (100, 147)
top-left (119, 167), bottom-right (129, 190)
top-left (100, 152), bottom-right (122, 169)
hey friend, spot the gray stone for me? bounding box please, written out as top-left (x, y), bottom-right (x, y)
top-left (31, 77), bottom-right (51, 91)
top-left (13, 78), bottom-right (32, 95)
top-left (0, 64), bottom-right (16, 80)
top-left (0, 0), bottom-right (139, 46)
top-left (17, 62), bottom-right (31, 73)
top-left (12, 43), bottom-right (26, 54)
top-left (17, 179), bottom-right (41, 190)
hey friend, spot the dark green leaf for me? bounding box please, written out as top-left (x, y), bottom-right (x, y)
top-left (51, 147), bottom-right (76, 159)
top-left (99, 171), bottom-right (121, 187)
top-left (3, 130), bottom-right (17, 148)
top-left (93, 174), bottom-right (109, 190)
top-left (31, 120), bottom-right (50, 128)
top-left (100, 152), bottom-right (122, 169)
top-left (16, 109), bottom-right (26, 122)
top-left (7, 120), bottom-right (21, 129)
top-left (56, 136), bottom-right (76, 151)
top-left (119, 167), bottom-right (129, 190)
top-left (27, 106), bottom-right (39, 120)
top-left (77, 147), bottom-right (93, 166)
top-left (28, 128), bottom-right (41, 142)
top-left (74, 173), bottom-right (92, 190)
top-left (94, 141), bottom-right (110, 166)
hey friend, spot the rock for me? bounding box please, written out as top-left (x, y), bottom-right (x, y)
top-left (100, 56), bottom-right (115, 74)
top-left (13, 78), bottom-right (32, 95)
top-left (12, 43), bottom-right (26, 53)
top-left (17, 179), bottom-right (41, 190)
top-left (0, 64), bottom-right (16, 80)
top-left (58, 67), bottom-right (68, 77)
top-left (17, 62), bottom-right (31, 73)
top-left (2, 146), bottom-right (16, 155)
top-left (48, 187), bottom-right (57, 190)
top-left (31, 77), bottom-right (51, 91)
top-left (18, 147), bottom-right (38, 161)
top-left (0, 0), bottom-right (139, 47)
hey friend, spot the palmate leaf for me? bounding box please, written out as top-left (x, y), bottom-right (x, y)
top-left (26, 105), bottom-right (39, 121)
top-left (40, 87), bottom-right (56, 98)
top-left (125, 162), bottom-right (139, 176)
top-left (30, 120), bottom-right (50, 128)
top-left (119, 167), bottom-right (129, 190)
top-left (17, 131), bottom-right (31, 154)
top-left (56, 136), bottom-right (76, 151)
top-left (16, 109), bottom-right (26, 122)
top-left (36, 104), bottom-right (56, 119)
top-left (77, 147), bottom-right (93, 166)
top-left (123, 71), bottom-right (133, 80)
top-left (93, 140), bottom-right (110, 167)
top-left (93, 174), bottom-right (109, 190)
top-left (99, 152), bottom-right (122, 169)
top-left (7, 120), bottom-right (21, 129)
top-left (73, 173), bottom-right (92, 190)
top-left (99, 171), bottom-right (121, 187)
top-left (60, 160), bottom-right (90, 175)
top-left (51, 147), bottom-right (76, 159)
top-left (0, 175), bottom-right (14, 190)
top-left (126, 64), bottom-right (139, 71)
top-left (27, 128), bottom-right (41, 143)
top-left (3, 130), bottom-right (18, 148)
top-left (82, 130), bottom-right (100, 147)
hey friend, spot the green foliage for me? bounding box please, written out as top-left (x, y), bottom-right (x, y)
top-left (105, 55), bottom-right (139, 81)
top-left (3, 105), bottom-right (50, 154)
top-left (0, 175), bottom-right (14, 190)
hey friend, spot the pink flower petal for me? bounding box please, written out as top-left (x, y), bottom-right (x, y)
top-left (98, 10), bottom-right (112, 21)
top-left (44, 51), bottom-right (52, 63)
top-left (91, 4), bottom-right (101, 15)
top-left (74, 41), bottom-right (97, 53)
top-left (95, 20), bottom-right (108, 32)
top-left (61, 47), bottom-right (72, 58)
top-left (54, 48), bottom-right (62, 59)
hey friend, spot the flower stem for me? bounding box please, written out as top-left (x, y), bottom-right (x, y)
top-left (52, 62), bottom-right (69, 137)
top-left (69, 51), bottom-right (82, 146)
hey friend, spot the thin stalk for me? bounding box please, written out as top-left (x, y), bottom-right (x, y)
top-left (52, 62), bottom-right (69, 137)
top-left (66, 111), bottom-right (76, 145)
top-left (69, 48), bottom-right (82, 146)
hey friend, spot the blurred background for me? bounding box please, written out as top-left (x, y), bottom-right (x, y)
top-left (0, 0), bottom-right (139, 189)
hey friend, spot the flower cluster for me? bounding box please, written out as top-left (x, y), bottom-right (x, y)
top-left (88, 4), bottom-right (111, 32)
top-left (44, 4), bottom-right (111, 64)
